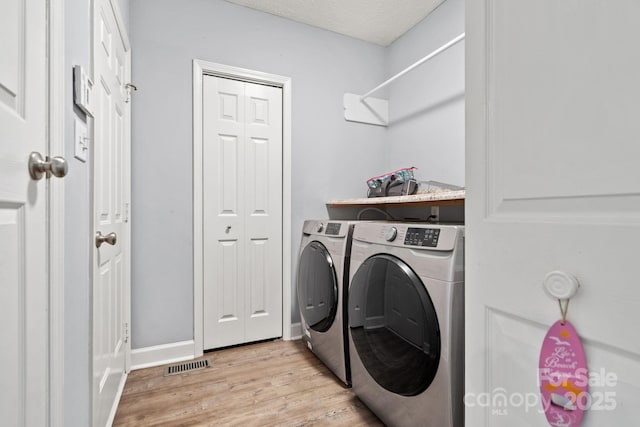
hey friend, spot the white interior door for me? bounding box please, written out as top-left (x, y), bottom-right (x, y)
top-left (466, 1), bottom-right (640, 425)
top-left (203, 75), bottom-right (283, 350)
top-left (0, 0), bottom-right (48, 425)
top-left (92, 0), bottom-right (131, 425)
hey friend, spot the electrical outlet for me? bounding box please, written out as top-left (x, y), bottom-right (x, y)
top-left (74, 119), bottom-right (88, 162)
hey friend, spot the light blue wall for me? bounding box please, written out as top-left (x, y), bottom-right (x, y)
top-left (386, 0), bottom-right (465, 186)
top-left (129, 0), bottom-right (388, 348)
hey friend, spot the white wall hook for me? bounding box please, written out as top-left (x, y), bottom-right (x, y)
top-left (543, 271), bottom-right (580, 300)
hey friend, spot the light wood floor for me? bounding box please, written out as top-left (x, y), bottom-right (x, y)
top-left (113, 339), bottom-right (383, 426)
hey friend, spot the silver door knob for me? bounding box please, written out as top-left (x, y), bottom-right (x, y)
top-left (95, 231), bottom-right (117, 248)
top-left (29, 151), bottom-right (68, 180)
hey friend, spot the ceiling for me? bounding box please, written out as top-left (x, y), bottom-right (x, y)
top-left (224, 0), bottom-right (446, 46)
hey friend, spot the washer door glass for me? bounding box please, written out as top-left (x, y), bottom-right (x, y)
top-left (297, 241), bottom-right (339, 333)
top-left (349, 254), bottom-right (441, 396)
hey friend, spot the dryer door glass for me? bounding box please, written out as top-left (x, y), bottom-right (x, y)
top-left (349, 254), bottom-right (440, 396)
top-left (297, 241), bottom-right (339, 332)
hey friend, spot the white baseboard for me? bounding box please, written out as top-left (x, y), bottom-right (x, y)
top-left (289, 322), bottom-right (302, 340)
top-left (131, 340), bottom-right (195, 370)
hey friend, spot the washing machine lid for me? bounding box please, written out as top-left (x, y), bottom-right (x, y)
top-left (349, 254), bottom-right (441, 396)
top-left (297, 241), bottom-right (339, 333)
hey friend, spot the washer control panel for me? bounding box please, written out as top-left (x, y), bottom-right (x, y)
top-left (324, 222), bottom-right (342, 236)
top-left (404, 227), bottom-right (440, 247)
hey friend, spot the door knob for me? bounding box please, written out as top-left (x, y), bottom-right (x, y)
top-left (95, 231), bottom-right (117, 248)
top-left (29, 151), bottom-right (68, 180)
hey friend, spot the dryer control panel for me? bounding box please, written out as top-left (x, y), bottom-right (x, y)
top-left (404, 227), bottom-right (440, 247)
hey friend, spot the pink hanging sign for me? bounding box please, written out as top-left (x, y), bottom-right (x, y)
top-left (539, 320), bottom-right (588, 427)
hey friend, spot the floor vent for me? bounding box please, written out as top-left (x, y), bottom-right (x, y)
top-left (164, 359), bottom-right (210, 376)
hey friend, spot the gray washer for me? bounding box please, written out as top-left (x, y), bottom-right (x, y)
top-left (297, 220), bottom-right (356, 386)
top-left (348, 221), bottom-right (464, 427)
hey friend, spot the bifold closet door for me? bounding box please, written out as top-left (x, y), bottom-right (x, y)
top-left (203, 75), bottom-right (283, 350)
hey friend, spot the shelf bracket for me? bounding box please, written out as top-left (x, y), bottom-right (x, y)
top-left (343, 93), bottom-right (388, 126)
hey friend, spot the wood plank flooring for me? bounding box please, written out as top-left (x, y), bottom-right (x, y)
top-left (113, 339), bottom-right (383, 426)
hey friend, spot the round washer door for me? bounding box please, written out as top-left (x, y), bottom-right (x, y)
top-left (349, 254), bottom-right (440, 396)
top-left (297, 241), bottom-right (339, 333)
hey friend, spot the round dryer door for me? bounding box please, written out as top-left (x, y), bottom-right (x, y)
top-left (297, 241), bottom-right (339, 333)
top-left (349, 254), bottom-right (440, 396)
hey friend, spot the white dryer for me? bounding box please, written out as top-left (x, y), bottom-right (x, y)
top-left (348, 222), bottom-right (464, 427)
top-left (297, 220), bottom-right (355, 386)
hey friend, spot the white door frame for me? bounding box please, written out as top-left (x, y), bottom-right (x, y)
top-left (49, 0), bottom-right (65, 425)
top-left (193, 59), bottom-right (293, 357)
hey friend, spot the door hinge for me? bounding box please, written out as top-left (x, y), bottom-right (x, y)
top-left (124, 322), bottom-right (129, 344)
top-left (124, 202), bottom-right (129, 223)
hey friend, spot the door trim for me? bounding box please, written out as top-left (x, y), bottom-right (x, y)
top-left (193, 59), bottom-right (293, 357)
top-left (49, 0), bottom-right (65, 425)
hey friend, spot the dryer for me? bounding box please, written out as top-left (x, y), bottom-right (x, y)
top-left (297, 220), bottom-right (355, 386)
top-left (348, 222), bottom-right (464, 427)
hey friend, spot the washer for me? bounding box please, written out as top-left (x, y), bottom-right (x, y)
top-left (348, 222), bottom-right (464, 427)
top-left (297, 220), bottom-right (356, 386)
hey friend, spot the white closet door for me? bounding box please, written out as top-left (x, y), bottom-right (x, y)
top-left (203, 77), bottom-right (246, 348)
top-left (203, 75), bottom-right (283, 349)
top-left (243, 82), bottom-right (283, 342)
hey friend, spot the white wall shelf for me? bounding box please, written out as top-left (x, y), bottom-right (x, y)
top-left (344, 32), bottom-right (465, 126)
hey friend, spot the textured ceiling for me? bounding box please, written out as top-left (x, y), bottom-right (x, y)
top-left (224, 0), bottom-right (446, 46)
